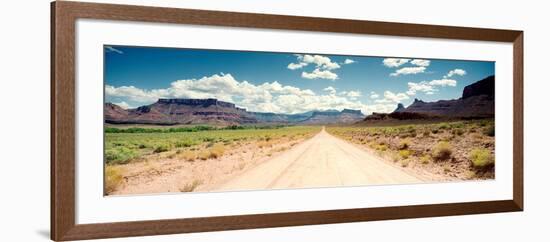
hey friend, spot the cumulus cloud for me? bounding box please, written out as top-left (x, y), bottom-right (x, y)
top-left (343, 59), bottom-right (355, 64)
top-left (323, 86), bottom-right (337, 94)
top-left (374, 91), bottom-right (409, 104)
top-left (383, 58), bottom-right (410, 68)
top-left (105, 46), bottom-right (123, 54)
top-left (410, 59), bottom-right (430, 67)
top-left (444, 69), bottom-right (467, 78)
top-left (370, 91), bottom-right (380, 99)
top-left (288, 54), bottom-right (341, 71)
top-left (429, 79), bottom-right (457, 87)
top-left (287, 62), bottom-right (307, 70)
top-left (390, 66), bottom-right (426, 76)
top-left (346, 90), bottom-right (361, 98)
top-left (406, 81), bottom-right (435, 96)
top-left (113, 101), bottom-right (131, 109)
top-left (106, 73), bottom-right (391, 115)
top-left (302, 69), bottom-right (338, 80)
top-left (406, 78), bottom-right (457, 96)
top-left (385, 58), bottom-right (430, 76)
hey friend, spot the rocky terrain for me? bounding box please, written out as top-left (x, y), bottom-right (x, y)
top-left (105, 98), bottom-right (365, 126)
top-left (396, 75), bottom-right (495, 118)
top-left (363, 75), bottom-right (495, 123)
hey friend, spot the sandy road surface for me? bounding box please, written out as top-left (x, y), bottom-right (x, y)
top-left (213, 128), bottom-right (422, 191)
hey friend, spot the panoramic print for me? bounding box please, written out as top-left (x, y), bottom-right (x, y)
top-left (103, 46), bottom-right (495, 195)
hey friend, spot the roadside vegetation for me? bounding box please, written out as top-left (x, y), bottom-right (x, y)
top-left (326, 119), bottom-right (495, 180)
top-left (104, 125), bottom-right (321, 194)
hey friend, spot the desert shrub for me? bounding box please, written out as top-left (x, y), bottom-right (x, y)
top-left (105, 166), bottom-right (124, 194)
top-left (179, 179), bottom-right (203, 192)
top-left (390, 152), bottom-right (400, 162)
top-left (398, 139), bottom-right (411, 150)
top-left (197, 150), bottom-right (210, 160)
top-left (180, 150), bottom-right (196, 161)
top-left (209, 143), bottom-right (225, 158)
top-left (431, 128), bottom-right (439, 134)
top-left (400, 159), bottom-right (410, 167)
top-left (399, 150), bottom-right (411, 159)
top-left (452, 128), bottom-right (465, 136)
top-left (420, 154), bottom-right (431, 164)
top-left (469, 148), bottom-right (495, 168)
top-left (175, 139), bottom-right (196, 148)
top-left (438, 123), bottom-right (451, 130)
top-left (431, 141), bottom-right (453, 161)
top-left (153, 144), bottom-right (170, 153)
top-left (376, 144), bottom-right (388, 151)
top-left (471, 133), bottom-right (483, 140)
top-left (483, 125), bottom-right (495, 137)
top-left (105, 147), bottom-right (137, 165)
top-left (423, 130), bottom-right (431, 137)
top-left (443, 164), bottom-right (452, 173)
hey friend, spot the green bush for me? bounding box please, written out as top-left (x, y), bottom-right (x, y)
top-left (105, 147), bottom-right (138, 165)
top-left (469, 148), bottom-right (495, 168)
top-left (398, 139), bottom-right (411, 150)
top-left (153, 144), bottom-right (170, 153)
top-left (483, 125), bottom-right (495, 137)
top-left (431, 141), bottom-right (452, 161)
top-left (452, 128), bottom-right (464, 136)
top-left (399, 150), bottom-right (411, 159)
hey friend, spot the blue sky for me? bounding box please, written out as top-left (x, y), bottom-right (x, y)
top-left (105, 45), bottom-right (494, 114)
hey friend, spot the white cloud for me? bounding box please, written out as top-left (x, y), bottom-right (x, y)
top-left (406, 81), bottom-right (435, 96)
top-left (113, 101), bottom-right (131, 109)
top-left (106, 73), bottom-right (386, 115)
top-left (302, 54), bottom-right (341, 70)
top-left (289, 54), bottom-right (341, 71)
top-left (364, 103), bottom-right (399, 114)
top-left (323, 86), bottom-right (337, 94)
top-left (429, 79), bottom-right (457, 87)
top-left (343, 59), bottom-right (355, 64)
top-left (346, 90), bottom-right (361, 98)
top-left (406, 78), bottom-right (457, 96)
top-left (383, 58), bottom-right (410, 68)
top-left (287, 62), bottom-right (307, 70)
top-left (390, 66), bottom-right (426, 76)
top-left (370, 91), bottom-right (380, 99)
top-left (444, 69), bottom-right (467, 78)
top-left (410, 59), bottom-right (430, 67)
top-left (375, 91), bottom-right (409, 104)
top-left (302, 69), bottom-right (338, 80)
top-left (105, 46), bottom-right (123, 54)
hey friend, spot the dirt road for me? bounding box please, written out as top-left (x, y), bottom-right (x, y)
top-left (212, 128), bottom-right (422, 191)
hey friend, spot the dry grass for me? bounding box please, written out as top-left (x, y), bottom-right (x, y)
top-left (432, 141), bottom-right (452, 161)
top-left (180, 150), bottom-right (196, 161)
top-left (105, 165), bottom-right (124, 194)
top-left (209, 143), bottom-right (225, 158)
top-left (398, 139), bottom-right (411, 150)
top-left (469, 148), bottom-right (494, 169)
top-left (399, 150), bottom-right (412, 159)
top-left (179, 179), bottom-right (203, 192)
top-left (197, 150), bottom-right (210, 160)
top-left (420, 154), bottom-right (431, 164)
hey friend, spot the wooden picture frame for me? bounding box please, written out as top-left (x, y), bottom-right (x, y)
top-left (51, 1), bottom-right (523, 241)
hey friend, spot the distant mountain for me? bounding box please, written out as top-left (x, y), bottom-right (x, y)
top-left (363, 75), bottom-right (495, 121)
top-left (393, 103), bottom-right (405, 112)
top-left (105, 98), bottom-right (256, 125)
top-left (105, 98), bottom-right (365, 125)
top-left (301, 109), bottom-right (365, 125)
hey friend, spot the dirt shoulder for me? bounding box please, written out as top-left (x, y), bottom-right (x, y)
top-left (108, 135), bottom-right (313, 195)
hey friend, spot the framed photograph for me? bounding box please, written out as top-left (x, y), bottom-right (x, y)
top-left (51, 1), bottom-right (523, 241)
